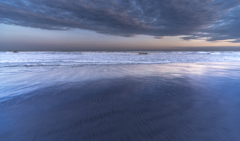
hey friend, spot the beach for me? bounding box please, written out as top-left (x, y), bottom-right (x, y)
top-left (1, 61), bottom-right (240, 141)
top-left (2, 0), bottom-right (240, 139)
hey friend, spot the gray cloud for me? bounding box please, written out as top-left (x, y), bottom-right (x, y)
top-left (1, 0), bottom-right (240, 41)
top-left (183, 3), bottom-right (240, 42)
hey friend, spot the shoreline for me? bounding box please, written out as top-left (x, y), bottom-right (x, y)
top-left (1, 62), bottom-right (240, 140)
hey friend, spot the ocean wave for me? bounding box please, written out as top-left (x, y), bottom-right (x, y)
top-left (1, 51), bottom-right (240, 73)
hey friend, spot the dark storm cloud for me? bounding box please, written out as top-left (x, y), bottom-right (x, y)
top-left (183, 4), bottom-right (240, 42)
top-left (1, 0), bottom-right (240, 41)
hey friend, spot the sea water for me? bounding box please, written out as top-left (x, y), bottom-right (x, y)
top-left (1, 51), bottom-right (240, 73)
top-left (1, 51), bottom-right (240, 140)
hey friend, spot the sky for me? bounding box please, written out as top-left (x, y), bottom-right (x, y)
top-left (1, 0), bottom-right (240, 51)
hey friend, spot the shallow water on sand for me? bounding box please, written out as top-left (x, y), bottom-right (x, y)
top-left (1, 63), bottom-right (240, 141)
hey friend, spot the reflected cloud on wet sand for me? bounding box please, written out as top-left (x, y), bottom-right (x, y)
top-left (1, 63), bottom-right (240, 140)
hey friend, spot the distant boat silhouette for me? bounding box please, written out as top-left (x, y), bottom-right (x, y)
top-left (138, 52), bottom-right (148, 55)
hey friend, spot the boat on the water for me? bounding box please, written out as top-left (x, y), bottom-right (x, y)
top-left (138, 52), bottom-right (148, 55)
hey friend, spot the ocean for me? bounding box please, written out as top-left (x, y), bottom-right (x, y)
top-left (1, 51), bottom-right (240, 72)
top-left (1, 51), bottom-right (240, 140)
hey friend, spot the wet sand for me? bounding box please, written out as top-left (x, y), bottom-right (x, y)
top-left (1, 63), bottom-right (240, 141)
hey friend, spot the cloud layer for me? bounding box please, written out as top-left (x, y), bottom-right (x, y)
top-left (1, 0), bottom-right (240, 42)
